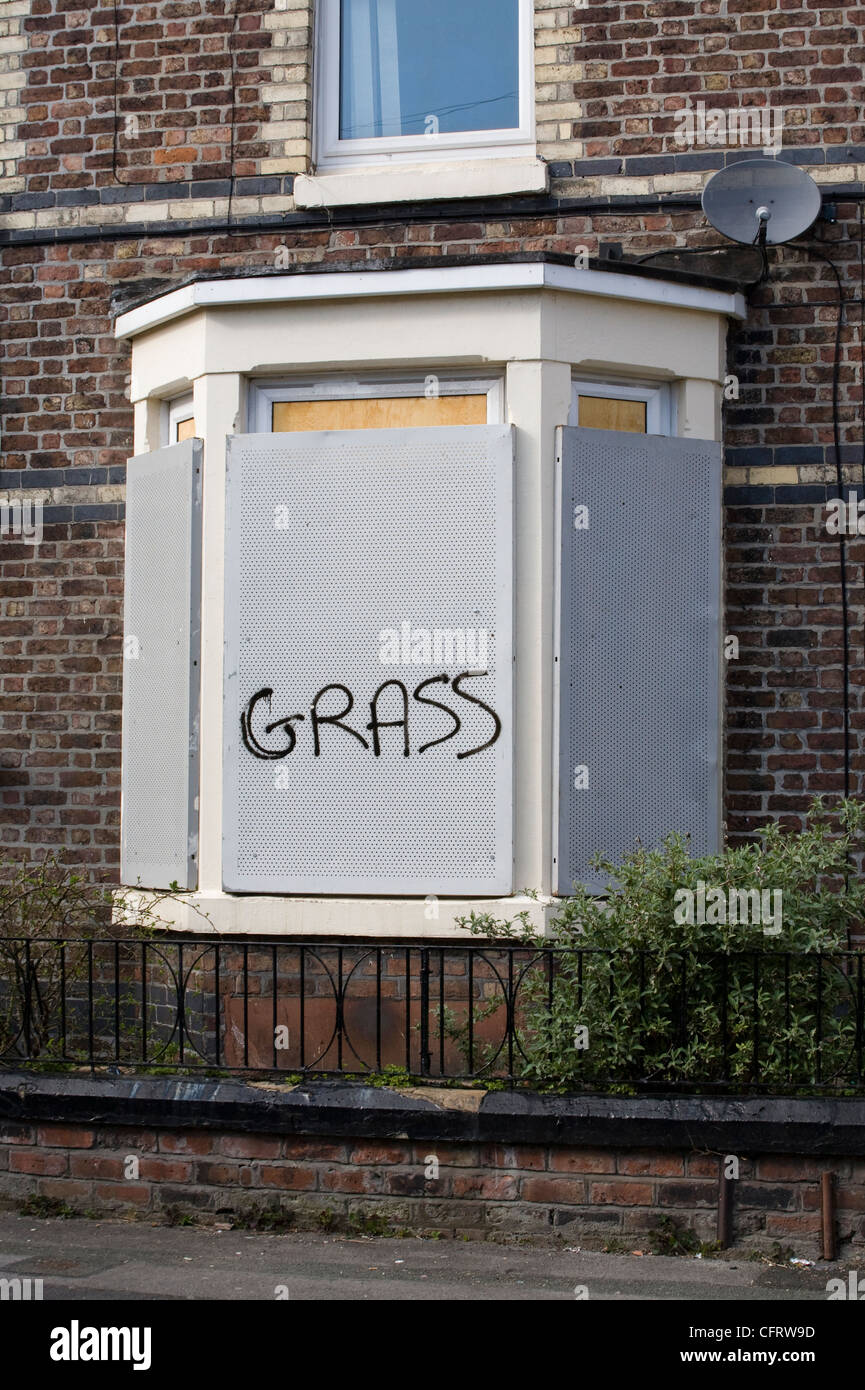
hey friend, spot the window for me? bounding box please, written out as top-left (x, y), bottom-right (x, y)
top-left (163, 393), bottom-right (195, 445)
top-left (315, 0), bottom-right (534, 167)
top-left (248, 373), bottom-right (503, 432)
top-left (569, 379), bottom-right (675, 437)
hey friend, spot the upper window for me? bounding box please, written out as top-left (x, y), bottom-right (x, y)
top-left (316, 0), bottom-right (534, 168)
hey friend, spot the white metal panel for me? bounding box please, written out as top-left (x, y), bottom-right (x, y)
top-left (223, 425), bottom-right (514, 894)
top-left (120, 438), bottom-right (202, 888)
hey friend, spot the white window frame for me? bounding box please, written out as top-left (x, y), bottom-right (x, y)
top-left (569, 378), bottom-right (675, 437)
top-left (314, 0), bottom-right (535, 169)
top-left (162, 392), bottom-right (195, 446)
top-left (248, 371), bottom-right (504, 432)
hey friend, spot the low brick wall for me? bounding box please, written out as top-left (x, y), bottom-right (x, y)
top-left (1, 1075), bottom-right (864, 1254)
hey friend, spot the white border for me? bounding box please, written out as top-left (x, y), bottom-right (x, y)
top-left (248, 371), bottom-right (503, 431)
top-left (314, 0), bottom-right (535, 168)
top-left (162, 392), bottom-right (195, 446)
top-left (115, 263), bottom-right (748, 340)
top-left (570, 378), bottom-right (675, 437)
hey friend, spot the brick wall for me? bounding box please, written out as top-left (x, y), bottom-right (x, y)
top-left (1, 1), bottom-right (864, 866)
top-left (0, 1116), bottom-right (859, 1253)
top-left (726, 491), bottom-right (865, 831)
top-left (3, 1), bottom-right (862, 222)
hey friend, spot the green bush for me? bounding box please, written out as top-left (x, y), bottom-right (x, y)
top-left (456, 798), bottom-right (865, 1092)
top-left (0, 854), bottom-right (209, 1062)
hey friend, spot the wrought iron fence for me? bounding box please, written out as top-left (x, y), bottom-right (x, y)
top-left (1, 937), bottom-right (863, 1092)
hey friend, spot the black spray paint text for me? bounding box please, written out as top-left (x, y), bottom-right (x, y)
top-left (241, 672), bottom-right (501, 762)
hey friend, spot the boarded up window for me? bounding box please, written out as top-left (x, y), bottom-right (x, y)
top-left (223, 424), bottom-right (514, 895)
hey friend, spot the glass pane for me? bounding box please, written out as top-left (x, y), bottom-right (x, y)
top-left (578, 397), bottom-right (647, 434)
top-left (271, 395), bottom-right (487, 431)
top-left (339, 0), bottom-right (519, 140)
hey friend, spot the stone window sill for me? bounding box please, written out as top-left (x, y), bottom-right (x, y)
top-left (293, 157), bottom-right (549, 210)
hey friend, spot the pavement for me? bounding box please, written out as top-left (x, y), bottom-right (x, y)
top-left (0, 1211), bottom-right (847, 1301)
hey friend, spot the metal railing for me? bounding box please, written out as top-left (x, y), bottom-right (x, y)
top-left (1, 938), bottom-right (863, 1092)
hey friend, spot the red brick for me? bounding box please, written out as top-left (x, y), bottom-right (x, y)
top-left (138, 1158), bottom-right (193, 1183)
top-left (318, 1167), bottom-right (370, 1194)
top-left (477, 1144), bottom-right (545, 1171)
top-left (618, 1154), bottom-right (684, 1177)
top-left (93, 1183), bottom-right (150, 1206)
top-left (687, 1154), bottom-right (725, 1178)
top-left (590, 1182), bottom-right (654, 1207)
top-left (0, 1124), bottom-right (35, 1145)
top-left (549, 1149), bottom-right (614, 1175)
top-left (10, 1149), bottom-right (67, 1176)
top-left (283, 1139), bottom-right (348, 1163)
top-left (158, 1133), bottom-right (213, 1156)
top-left (37, 1125), bottom-right (95, 1149)
top-left (194, 1162), bottom-right (251, 1187)
top-left (349, 1143), bottom-right (408, 1166)
top-left (452, 1173), bottom-right (518, 1200)
top-left (259, 1166), bottom-right (318, 1191)
top-left (765, 1213), bottom-right (821, 1236)
top-left (521, 1177), bottom-right (586, 1204)
top-left (69, 1154), bottom-right (124, 1179)
top-left (218, 1135), bottom-right (282, 1160)
top-left (755, 1157), bottom-right (822, 1182)
top-left (37, 1178), bottom-right (87, 1202)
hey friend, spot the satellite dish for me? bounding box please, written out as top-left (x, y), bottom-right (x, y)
top-left (702, 158), bottom-right (821, 246)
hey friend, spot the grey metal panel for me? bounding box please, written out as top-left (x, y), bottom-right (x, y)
top-left (554, 426), bottom-right (722, 895)
top-left (223, 425), bottom-right (514, 895)
top-left (120, 439), bottom-right (202, 889)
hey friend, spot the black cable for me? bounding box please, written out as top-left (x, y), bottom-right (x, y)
top-left (636, 244), bottom-right (728, 264)
top-left (860, 201), bottom-right (865, 498)
top-left (801, 241), bottom-right (850, 800)
top-left (636, 241), bottom-right (767, 289)
top-left (225, 0), bottom-right (243, 229)
top-left (111, 0), bottom-right (133, 185)
top-left (112, 0), bottom-right (243, 208)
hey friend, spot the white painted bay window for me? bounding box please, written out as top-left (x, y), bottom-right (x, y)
top-left (116, 262), bottom-right (743, 935)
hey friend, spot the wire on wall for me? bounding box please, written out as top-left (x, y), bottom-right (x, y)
top-left (111, 0), bottom-right (244, 206)
top-left (802, 241), bottom-right (851, 801)
top-left (225, 0), bottom-right (243, 228)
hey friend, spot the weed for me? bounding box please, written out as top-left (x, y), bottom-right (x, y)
top-left (648, 1216), bottom-right (700, 1257)
top-left (232, 1204), bottom-right (294, 1233)
top-left (19, 1194), bottom-right (77, 1220)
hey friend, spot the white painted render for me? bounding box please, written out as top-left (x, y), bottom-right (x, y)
top-left (122, 265), bottom-right (735, 936)
top-left (115, 262), bottom-right (746, 341)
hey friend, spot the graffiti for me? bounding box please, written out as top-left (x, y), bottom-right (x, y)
top-left (241, 671), bottom-right (501, 763)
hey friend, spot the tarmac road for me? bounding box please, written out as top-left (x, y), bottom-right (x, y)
top-left (0, 1211), bottom-right (845, 1301)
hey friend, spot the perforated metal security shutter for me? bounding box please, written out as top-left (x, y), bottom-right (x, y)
top-left (120, 439), bottom-right (202, 889)
top-left (554, 426), bottom-right (721, 894)
top-left (223, 425), bottom-right (514, 895)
